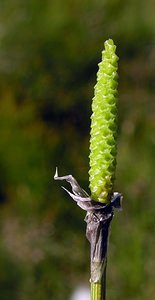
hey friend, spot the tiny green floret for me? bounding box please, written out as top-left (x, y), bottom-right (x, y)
top-left (89, 39), bottom-right (119, 203)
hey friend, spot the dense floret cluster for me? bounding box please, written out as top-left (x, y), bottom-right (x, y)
top-left (89, 39), bottom-right (119, 203)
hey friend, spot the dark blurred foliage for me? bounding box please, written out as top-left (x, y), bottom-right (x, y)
top-left (0, 0), bottom-right (155, 299)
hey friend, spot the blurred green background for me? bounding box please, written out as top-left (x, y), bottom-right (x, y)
top-left (0, 0), bottom-right (155, 299)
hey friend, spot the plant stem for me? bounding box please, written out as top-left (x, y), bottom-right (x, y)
top-left (91, 283), bottom-right (102, 300)
top-left (91, 283), bottom-right (104, 300)
top-left (91, 261), bottom-right (107, 300)
top-left (85, 205), bottom-right (113, 300)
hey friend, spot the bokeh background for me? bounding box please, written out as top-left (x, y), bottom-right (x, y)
top-left (0, 1), bottom-right (155, 299)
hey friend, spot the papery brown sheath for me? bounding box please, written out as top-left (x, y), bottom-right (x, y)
top-left (54, 168), bottom-right (122, 284)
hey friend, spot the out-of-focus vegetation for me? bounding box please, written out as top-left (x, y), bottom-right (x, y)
top-left (0, 1), bottom-right (155, 299)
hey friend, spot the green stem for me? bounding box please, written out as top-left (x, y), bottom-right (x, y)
top-left (91, 260), bottom-right (107, 300)
top-left (91, 283), bottom-right (103, 300)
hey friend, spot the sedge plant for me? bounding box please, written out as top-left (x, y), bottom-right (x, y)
top-left (89, 39), bottom-right (120, 299)
top-left (54, 38), bottom-right (122, 300)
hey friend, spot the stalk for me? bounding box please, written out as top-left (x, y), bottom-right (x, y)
top-left (91, 260), bottom-right (107, 300)
top-left (91, 283), bottom-right (103, 299)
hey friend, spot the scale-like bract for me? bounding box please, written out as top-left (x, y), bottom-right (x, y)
top-left (89, 39), bottom-right (119, 203)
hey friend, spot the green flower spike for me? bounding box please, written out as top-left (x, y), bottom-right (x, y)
top-left (89, 39), bottom-right (119, 204)
top-left (54, 39), bottom-right (122, 300)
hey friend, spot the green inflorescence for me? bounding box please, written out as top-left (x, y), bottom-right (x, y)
top-left (89, 39), bottom-right (119, 203)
